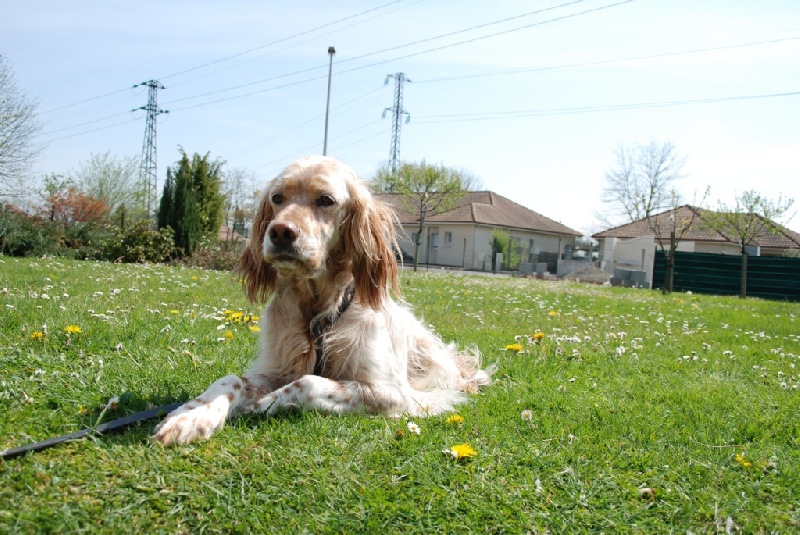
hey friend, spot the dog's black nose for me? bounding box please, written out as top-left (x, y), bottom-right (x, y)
top-left (269, 222), bottom-right (299, 247)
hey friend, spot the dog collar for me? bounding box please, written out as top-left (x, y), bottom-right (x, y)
top-left (310, 281), bottom-right (356, 376)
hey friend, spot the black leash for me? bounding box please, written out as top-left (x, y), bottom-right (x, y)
top-left (3, 284), bottom-right (358, 460)
top-left (310, 281), bottom-right (356, 376)
top-left (0, 401), bottom-right (184, 461)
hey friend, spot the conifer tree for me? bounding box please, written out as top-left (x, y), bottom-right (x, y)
top-left (156, 169), bottom-right (174, 231)
top-left (157, 149), bottom-right (223, 257)
top-left (189, 152), bottom-right (225, 235)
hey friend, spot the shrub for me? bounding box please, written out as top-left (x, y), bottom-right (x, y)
top-left (100, 220), bottom-right (176, 263)
top-left (183, 236), bottom-right (243, 272)
top-left (0, 207), bottom-right (59, 256)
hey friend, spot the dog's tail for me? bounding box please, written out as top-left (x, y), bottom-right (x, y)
top-left (405, 342), bottom-right (493, 416)
top-left (454, 343), bottom-right (494, 394)
top-left (405, 388), bottom-right (469, 417)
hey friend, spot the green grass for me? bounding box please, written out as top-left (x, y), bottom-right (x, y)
top-left (1, 257), bottom-right (798, 533)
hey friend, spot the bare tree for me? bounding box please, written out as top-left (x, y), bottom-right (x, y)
top-left (374, 160), bottom-right (474, 271)
top-left (222, 167), bottom-right (258, 240)
top-left (0, 54), bottom-right (43, 199)
top-left (704, 190), bottom-right (795, 298)
top-left (647, 188), bottom-right (709, 293)
top-left (73, 151), bottom-right (142, 226)
top-left (601, 140), bottom-right (686, 224)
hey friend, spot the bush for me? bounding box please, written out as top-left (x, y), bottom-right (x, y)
top-left (62, 221), bottom-right (114, 260)
top-left (0, 207), bottom-right (59, 257)
top-left (182, 237), bottom-right (243, 272)
top-left (100, 220), bottom-right (176, 263)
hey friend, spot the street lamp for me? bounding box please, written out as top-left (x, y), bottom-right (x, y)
top-left (323, 46), bottom-right (336, 156)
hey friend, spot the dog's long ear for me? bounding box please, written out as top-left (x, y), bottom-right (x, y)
top-left (236, 190), bottom-right (277, 304)
top-left (343, 182), bottom-right (401, 309)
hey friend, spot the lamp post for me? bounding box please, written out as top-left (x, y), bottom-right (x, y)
top-left (323, 46), bottom-right (336, 156)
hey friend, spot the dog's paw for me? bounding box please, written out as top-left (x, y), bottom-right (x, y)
top-left (152, 401), bottom-right (228, 445)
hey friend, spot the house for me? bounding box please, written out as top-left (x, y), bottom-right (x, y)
top-left (218, 224), bottom-right (248, 251)
top-left (593, 205), bottom-right (800, 285)
top-left (375, 191), bottom-right (582, 272)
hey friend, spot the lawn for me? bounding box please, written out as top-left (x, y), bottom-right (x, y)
top-left (1, 257), bottom-right (798, 533)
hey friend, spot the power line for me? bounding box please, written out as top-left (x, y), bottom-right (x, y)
top-left (46, 33), bottom-right (794, 139)
top-left (39, 87), bottom-right (132, 115)
top-left (164, 0), bottom-right (636, 112)
top-left (165, 0), bottom-right (425, 90)
top-left (329, 129), bottom-right (387, 153)
top-left (43, 89), bottom-right (797, 146)
top-left (39, 95), bottom-right (140, 125)
top-left (329, 0), bottom-right (638, 74)
top-left (224, 85), bottom-right (387, 159)
top-left (36, 0), bottom-right (637, 136)
top-left (414, 36), bottom-right (800, 84)
top-left (254, 120), bottom-right (384, 172)
top-left (37, 110), bottom-right (131, 137)
top-left (412, 91), bottom-right (800, 124)
top-left (33, 1), bottom-right (411, 119)
top-left (334, 0), bottom-right (591, 66)
top-left (36, 2), bottom-right (797, 146)
top-left (37, 117), bottom-right (140, 143)
top-left (233, 90), bottom-right (800, 180)
top-left (157, 0), bottom-right (410, 81)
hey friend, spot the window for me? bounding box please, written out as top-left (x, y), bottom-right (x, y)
top-left (444, 231), bottom-right (453, 246)
top-left (430, 232), bottom-right (440, 249)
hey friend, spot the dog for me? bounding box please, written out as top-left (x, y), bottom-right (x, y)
top-left (153, 155), bottom-right (490, 445)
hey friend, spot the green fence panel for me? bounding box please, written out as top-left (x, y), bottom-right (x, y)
top-left (653, 251), bottom-right (800, 301)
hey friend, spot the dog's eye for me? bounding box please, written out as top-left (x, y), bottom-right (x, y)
top-left (271, 193), bottom-right (285, 205)
top-left (316, 195), bottom-right (336, 207)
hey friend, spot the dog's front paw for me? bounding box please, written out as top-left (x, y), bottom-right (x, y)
top-left (152, 400), bottom-right (228, 445)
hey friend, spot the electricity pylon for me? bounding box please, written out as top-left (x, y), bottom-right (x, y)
top-left (133, 80), bottom-right (168, 218)
top-left (382, 73), bottom-right (411, 177)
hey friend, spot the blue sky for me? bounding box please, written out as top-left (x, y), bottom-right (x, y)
top-left (3, 0), bottom-right (799, 234)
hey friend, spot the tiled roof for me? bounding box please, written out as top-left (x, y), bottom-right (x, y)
top-left (218, 224), bottom-right (247, 243)
top-left (593, 205), bottom-right (800, 249)
top-left (376, 191), bottom-right (581, 236)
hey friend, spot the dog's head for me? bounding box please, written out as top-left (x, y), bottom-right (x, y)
top-left (238, 155), bottom-right (401, 309)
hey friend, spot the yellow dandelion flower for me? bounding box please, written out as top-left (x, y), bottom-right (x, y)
top-left (735, 453), bottom-right (751, 469)
top-left (549, 310), bottom-right (558, 316)
top-left (30, 331), bottom-right (44, 340)
top-left (65, 325), bottom-right (82, 334)
top-left (249, 325), bottom-right (261, 333)
top-left (506, 343), bottom-right (523, 353)
top-left (533, 332), bottom-right (545, 341)
top-left (225, 331), bottom-right (234, 340)
top-left (450, 443), bottom-right (477, 460)
top-left (223, 309), bottom-right (234, 316)
top-left (249, 315), bottom-right (259, 322)
top-left (446, 414), bottom-right (465, 425)
top-left (170, 310), bottom-right (179, 314)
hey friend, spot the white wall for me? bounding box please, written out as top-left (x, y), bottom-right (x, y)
top-left (397, 223), bottom-right (574, 270)
top-left (599, 235), bottom-right (656, 284)
top-left (694, 242), bottom-right (740, 255)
